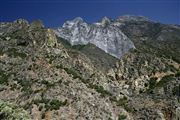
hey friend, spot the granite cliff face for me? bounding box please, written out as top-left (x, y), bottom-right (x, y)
top-left (56, 17), bottom-right (135, 58)
top-left (0, 16), bottom-right (180, 120)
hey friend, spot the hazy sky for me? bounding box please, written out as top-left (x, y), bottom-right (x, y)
top-left (0, 0), bottom-right (179, 27)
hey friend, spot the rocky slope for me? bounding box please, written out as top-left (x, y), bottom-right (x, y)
top-left (0, 16), bottom-right (180, 120)
top-left (0, 19), bottom-right (130, 120)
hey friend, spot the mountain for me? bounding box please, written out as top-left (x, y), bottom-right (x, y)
top-left (0, 16), bottom-right (180, 120)
top-left (56, 17), bottom-right (135, 58)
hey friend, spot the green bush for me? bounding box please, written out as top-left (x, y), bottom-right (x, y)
top-left (16, 79), bottom-right (32, 93)
top-left (0, 48), bottom-right (3, 56)
top-left (118, 115), bottom-right (127, 120)
top-left (6, 48), bottom-right (27, 58)
top-left (147, 77), bottom-right (157, 92)
top-left (156, 75), bottom-right (175, 87)
top-left (63, 81), bottom-right (70, 86)
top-left (175, 70), bottom-right (180, 77)
top-left (0, 69), bottom-right (9, 85)
top-left (116, 97), bottom-right (128, 106)
top-left (46, 54), bottom-right (57, 64)
top-left (147, 75), bottom-right (175, 93)
top-left (33, 98), bottom-right (67, 111)
top-left (111, 96), bottom-right (133, 112)
top-left (48, 99), bottom-right (67, 110)
top-left (55, 64), bottom-right (63, 69)
top-left (88, 84), bottom-right (112, 97)
top-left (41, 80), bottom-right (54, 88)
top-left (64, 68), bottom-right (81, 79)
top-left (0, 100), bottom-right (30, 120)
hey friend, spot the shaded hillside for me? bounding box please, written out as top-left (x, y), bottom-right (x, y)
top-left (57, 37), bottom-right (118, 72)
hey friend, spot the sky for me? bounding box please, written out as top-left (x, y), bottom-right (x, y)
top-left (0, 0), bottom-right (179, 28)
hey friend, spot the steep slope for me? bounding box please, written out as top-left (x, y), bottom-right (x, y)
top-left (111, 15), bottom-right (180, 120)
top-left (0, 19), bottom-right (132, 120)
top-left (56, 16), bottom-right (180, 119)
top-left (0, 16), bottom-right (180, 120)
top-left (57, 37), bottom-right (118, 72)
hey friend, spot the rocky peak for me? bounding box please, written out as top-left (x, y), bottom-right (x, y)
top-left (56, 17), bottom-right (135, 58)
top-left (0, 19), bottom-right (57, 48)
top-left (13, 19), bottom-right (29, 25)
top-left (30, 20), bottom-right (44, 29)
top-left (72, 17), bottom-right (84, 23)
top-left (62, 17), bottom-right (85, 28)
top-left (96, 16), bottom-right (111, 26)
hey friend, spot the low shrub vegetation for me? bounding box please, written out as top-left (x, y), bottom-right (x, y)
top-left (156, 74), bottom-right (175, 87)
top-left (0, 69), bottom-right (9, 85)
top-left (118, 115), bottom-right (127, 120)
top-left (33, 98), bottom-right (67, 111)
top-left (0, 100), bottom-right (30, 120)
top-left (6, 48), bottom-right (27, 58)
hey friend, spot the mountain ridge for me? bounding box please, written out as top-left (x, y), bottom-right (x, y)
top-left (55, 15), bottom-right (180, 59)
top-left (0, 16), bottom-right (180, 119)
top-left (56, 16), bottom-right (136, 58)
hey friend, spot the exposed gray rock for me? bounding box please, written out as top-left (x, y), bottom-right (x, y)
top-left (56, 17), bottom-right (135, 58)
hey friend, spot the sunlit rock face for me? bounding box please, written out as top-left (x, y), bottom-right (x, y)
top-left (56, 17), bottom-right (135, 58)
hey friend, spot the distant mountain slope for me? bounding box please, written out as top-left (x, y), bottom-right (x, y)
top-left (118, 17), bottom-right (180, 63)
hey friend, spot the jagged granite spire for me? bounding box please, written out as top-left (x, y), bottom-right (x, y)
top-left (95, 16), bottom-right (111, 26)
top-left (56, 17), bottom-right (135, 58)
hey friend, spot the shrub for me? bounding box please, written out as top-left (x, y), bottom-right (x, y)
top-left (0, 100), bottom-right (30, 120)
top-left (55, 64), bottom-right (63, 69)
top-left (0, 48), bottom-right (3, 56)
top-left (17, 79), bottom-right (32, 93)
top-left (147, 75), bottom-right (175, 93)
top-left (6, 48), bottom-right (27, 58)
top-left (148, 77), bottom-right (157, 91)
top-left (45, 54), bottom-right (57, 64)
top-left (64, 68), bottom-right (81, 79)
top-left (41, 80), bottom-right (54, 88)
top-left (0, 69), bottom-right (9, 85)
top-left (33, 98), bottom-right (67, 111)
top-left (63, 81), bottom-right (70, 86)
top-left (156, 75), bottom-right (175, 87)
top-left (88, 84), bottom-right (112, 97)
top-left (112, 96), bottom-right (133, 112)
top-left (118, 115), bottom-right (127, 120)
top-left (147, 77), bottom-right (157, 94)
top-left (175, 70), bottom-right (180, 77)
top-left (116, 97), bottom-right (128, 106)
top-left (48, 99), bottom-right (67, 110)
